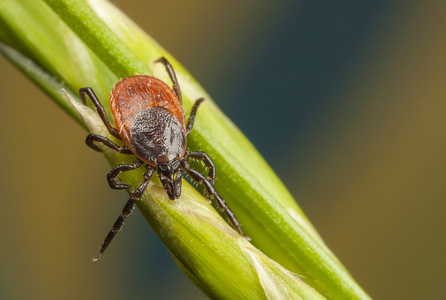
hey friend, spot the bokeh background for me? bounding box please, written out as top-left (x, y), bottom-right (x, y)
top-left (1, 1), bottom-right (445, 299)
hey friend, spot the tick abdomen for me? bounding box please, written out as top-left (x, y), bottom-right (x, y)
top-left (110, 76), bottom-right (186, 139)
top-left (129, 107), bottom-right (186, 166)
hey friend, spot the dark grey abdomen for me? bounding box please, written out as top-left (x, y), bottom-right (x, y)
top-left (129, 107), bottom-right (185, 165)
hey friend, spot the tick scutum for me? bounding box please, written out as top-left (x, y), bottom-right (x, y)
top-left (129, 107), bottom-right (186, 167)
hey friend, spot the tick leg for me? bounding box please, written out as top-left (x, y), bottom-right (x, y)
top-left (181, 160), bottom-right (248, 239)
top-left (185, 150), bottom-right (215, 185)
top-left (86, 134), bottom-right (133, 154)
top-left (155, 57), bottom-right (182, 104)
top-left (79, 87), bottom-right (121, 139)
top-left (186, 98), bottom-right (205, 136)
top-left (92, 165), bottom-right (156, 261)
top-left (107, 159), bottom-right (144, 190)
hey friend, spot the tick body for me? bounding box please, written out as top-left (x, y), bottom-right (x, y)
top-left (111, 76), bottom-right (186, 168)
top-left (80, 57), bottom-right (246, 261)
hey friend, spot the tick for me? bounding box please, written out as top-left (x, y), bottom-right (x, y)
top-left (80, 57), bottom-right (246, 261)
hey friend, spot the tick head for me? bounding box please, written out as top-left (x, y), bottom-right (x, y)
top-left (157, 159), bottom-right (182, 200)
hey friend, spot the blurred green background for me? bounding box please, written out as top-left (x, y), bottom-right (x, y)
top-left (0, 1), bottom-right (445, 299)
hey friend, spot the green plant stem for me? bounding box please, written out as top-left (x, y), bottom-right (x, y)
top-left (42, 0), bottom-right (148, 78)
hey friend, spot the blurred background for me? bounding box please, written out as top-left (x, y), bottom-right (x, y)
top-left (0, 1), bottom-right (445, 299)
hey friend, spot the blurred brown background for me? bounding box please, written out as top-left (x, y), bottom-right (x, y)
top-left (0, 1), bottom-right (445, 299)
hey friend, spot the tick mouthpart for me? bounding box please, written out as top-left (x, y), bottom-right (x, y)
top-left (158, 166), bottom-right (182, 200)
